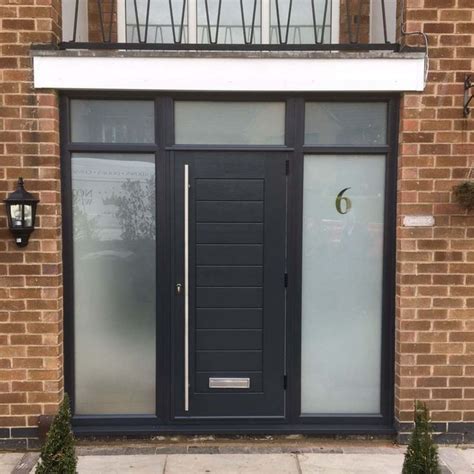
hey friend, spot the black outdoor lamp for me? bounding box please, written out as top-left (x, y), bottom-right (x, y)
top-left (4, 178), bottom-right (39, 248)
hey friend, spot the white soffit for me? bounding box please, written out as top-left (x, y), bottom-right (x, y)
top-left (33, 55), bottom-right (425, 92)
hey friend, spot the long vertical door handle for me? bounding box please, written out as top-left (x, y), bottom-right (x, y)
top-left (184, 164), bottom-right (190, 412)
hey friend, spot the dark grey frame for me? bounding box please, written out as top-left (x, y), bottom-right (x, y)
top-left (60, 92), bottom-right (399, 436)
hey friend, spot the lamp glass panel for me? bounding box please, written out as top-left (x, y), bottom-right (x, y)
top-left (24, 205), bottom-right (33, 227)
top-left (9, 204), bottom-right (23, 227)
top-left (72, 153), bottom-right (156, 415)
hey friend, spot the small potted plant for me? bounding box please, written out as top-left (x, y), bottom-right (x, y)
top-left (453, 181), bottom-right (474, 211)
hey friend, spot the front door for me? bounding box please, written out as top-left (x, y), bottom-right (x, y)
top-left (172, 151), bottom-right (287, 420)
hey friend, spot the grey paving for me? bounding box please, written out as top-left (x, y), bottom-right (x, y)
top-left (438, 448), bottom-right (472, 474)
top-left (453, 448), bottom-right (474, 473)
top-left (11, 453), bottom-right (39, 474)
top-left (77, 454), bottom-right (167, 473)
top-left (165, 453), bottom-right (299, 474)
top-left (3, 446), bottom-right (474, 473)
top-left (298, 453), bottom-right (405, 474)
top-left (0, 454), bottom-right (23, 474)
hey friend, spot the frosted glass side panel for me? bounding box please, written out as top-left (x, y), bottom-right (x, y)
top-left (72, 154), bottom-right (156, 415)
top-left (301, 155), bottom-right (385, 415)
top-left (305, 102), bottom-right (387, 145)
top-left (175, 101), bottom-right (285, 145)
top-left (71, 100), bottom-right (155, 143)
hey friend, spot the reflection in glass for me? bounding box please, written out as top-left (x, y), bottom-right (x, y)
top-left (197, 0), bottom-right (261, 44)
top-left (72, 153), bottom-right (156, 415)
top-left (301, 154), bottom-right (385, 415)
top-left (10, 204), bottom-right (23, 227)
top-left (70, 100), bottom-right (155, 144)
top-left (305, 102), bottom-right (388, 145)
top-left (126, 0), bottom-right (188, 43)
top-left (175, 101), bottom-right (285, 145)
top-left (270, 0), bottom-right (332, 44)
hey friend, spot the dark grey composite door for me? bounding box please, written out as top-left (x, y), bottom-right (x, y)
top-left (173, 151), bottom-right (287, 419)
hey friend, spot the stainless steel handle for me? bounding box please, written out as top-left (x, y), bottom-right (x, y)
top-left (184, 164), bottom-right (190, 412)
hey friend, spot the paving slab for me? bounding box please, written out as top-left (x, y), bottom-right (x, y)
top-left (439, 447), bottom-right (473, 474)
top-left (458, 448), bottom-right (474, 471)
top-left (165, 453), bottom-right (299, 474)
top-left (297, 453), bottom-right (404, 474)
top-left (0, 453), bottom-right (24, 474)
top-left (77, 454), bottom-right (167, 474)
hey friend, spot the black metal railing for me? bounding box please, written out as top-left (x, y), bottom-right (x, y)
top-left (61, 0), bottom-right (400, 51)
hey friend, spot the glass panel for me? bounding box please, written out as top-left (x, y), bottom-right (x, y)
top-left (175, 101), bottom-right (285, 145)
top-left (125, 0), bottom-right (188, 43)
top-left (70, 100), bottom-right (155, 143)
top-left (270, 0), bottom-right (332, 44)
top-left (305, 102), bottom-right (388, 146)
top-left (10, 204), bottom-right (22, 227)
top-left (72, 153), bottom-right (156, 415)
top-left (301, 154), bottom-right (385, 415)
top-left (23, 205), bottom-right (33, 227)
top-left (197, 0), bottom-right (261, 44)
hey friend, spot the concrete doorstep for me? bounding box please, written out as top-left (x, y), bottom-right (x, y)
top-left (2, 446), bottom-right (474, 474)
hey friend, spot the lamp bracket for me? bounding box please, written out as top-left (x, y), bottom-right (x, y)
top-left (464, 74), bottom-right (474, 118)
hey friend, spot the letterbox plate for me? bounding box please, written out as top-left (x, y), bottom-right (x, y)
top-left (209, 378), bottom-right (250, 389)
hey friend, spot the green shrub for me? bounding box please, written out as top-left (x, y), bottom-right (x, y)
top-left (36, 393), bottom-right (77, 474)
top-left (402, 401), bottom-right (441, 474)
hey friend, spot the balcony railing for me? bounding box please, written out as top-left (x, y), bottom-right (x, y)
top-left (60, 0), bottom-right (401, 51)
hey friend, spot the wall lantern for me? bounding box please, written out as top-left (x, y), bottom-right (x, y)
top-left (4, 178), bottom-right (39, 248)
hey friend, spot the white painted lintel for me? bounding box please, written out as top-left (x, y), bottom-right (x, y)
top-left (33, 54), bottom-right (425, 92)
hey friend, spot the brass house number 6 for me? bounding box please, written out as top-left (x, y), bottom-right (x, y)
top-left (336, 187), bottom-right (352, 215)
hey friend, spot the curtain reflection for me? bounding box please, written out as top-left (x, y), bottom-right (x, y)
top-left (72, 154), bottom-right (156, 415)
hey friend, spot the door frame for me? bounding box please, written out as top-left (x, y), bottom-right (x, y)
top-left (60, 92), bottom-right (398, 435)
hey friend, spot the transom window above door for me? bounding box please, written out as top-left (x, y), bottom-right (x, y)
top-left (120, 0), bottom-right (338, 44)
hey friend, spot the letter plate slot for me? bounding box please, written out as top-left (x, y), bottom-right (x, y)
top-left (209, 378), bottom-right (250, 389)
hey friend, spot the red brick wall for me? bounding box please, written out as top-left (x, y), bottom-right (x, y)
top-left (88, 0), bottom-right (118, 43)
top-left (396, 0), bottom-right (474, 442)
top-left (339, 0), bottom-right (371, 44)
top-left (0, 0), bottom-right (62, 449)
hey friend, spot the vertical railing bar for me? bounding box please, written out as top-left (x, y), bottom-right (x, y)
top-left (73, 0), bottom-right (80, 41)
top-left (144, 0), bottom-right (152, 43)
top-left (215, 0), bottom-right (223, 44)
top-left (240, 0), bottom-right (258, 44)
top-left (204, 0), bottom-right (212, 42)
top-left (107, 0), bottom-right (116, 42)
top-left (319, 0), bottom-right (329, 44)
top-left (285, 0), bottom-right (293, 44)
top-left (380, 0), bottom-right (388, 43)
top-left (133, 0), bottom-right (142, 42)
top-left (204, 0), bottom-right (223, 44)
top-left (169, 0), bottom-right (176, 42)
top-left (275, 0), bottom-right (282, 43)
top-left (310, 0), bottom-right (318, 43)
top-left (275, 0), bottom-right (292, 44)
top-left (345, 0), bottom-right (353, 44)
top-left (354, 0), bottom-right (363, 44)
top-left (179, 0), bottom-right (187, 43)
top-left (96, 0), bottom-right (107, 42)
